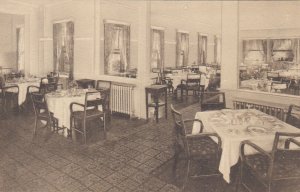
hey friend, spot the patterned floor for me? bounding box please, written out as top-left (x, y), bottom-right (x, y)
top-left (0, 96), bottom-right (298, 192)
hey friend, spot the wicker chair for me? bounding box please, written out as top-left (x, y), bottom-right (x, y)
top-left (70, 91), bottom-right (106, 144)
top-left (170, 104), bottom-right (222, 190)
top-left (200, 91), bottom-right (226, 111)
top-left (238, 132), bottom-right (300, 192)
top-left (286, 104), bottom-right (300, 129)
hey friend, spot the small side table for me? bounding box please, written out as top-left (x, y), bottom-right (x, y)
top-left (145, 85), bottom-right (168, 123)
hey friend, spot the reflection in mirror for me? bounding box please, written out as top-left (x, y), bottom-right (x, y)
top-left (239, 38), bottom-right (300, 95)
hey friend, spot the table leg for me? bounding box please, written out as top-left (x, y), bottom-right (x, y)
top-left (165, 88), bottom-right (167, 119)
top-left (146, 90), bottom-right (149, 121)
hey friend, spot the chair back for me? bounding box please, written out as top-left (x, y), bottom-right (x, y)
top-left (270, 132), bottom-right (300, 175)
top-left (170, 104), bottom-right (190, 154)
top-left (31, 92), bottom-right (48, 116)
top-left (96, 80), bottom-right (111, 90)
top-left (286, 104), bottom-right (300, 128)
top-left (84, 91), bottom-right (103, 114)
top-left (186, 73), bottom-right (201, 87)
top-left (0, 75), bottom-right (5, 89)
top-left (40, 82), bottom-right (58, 94)
top-left (200, 92), bottom-right (226, 111)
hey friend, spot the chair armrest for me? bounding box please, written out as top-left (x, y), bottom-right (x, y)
top-left (70, 102), bottom-right (85, 112)
top-left (285, 138), bottom-right (300, 149)
top-left (2, 85), bottom-right (19, 92)
top-left (186, 132), bottom-right (222, 150)
top-left (240, 140), bottom-right (272, 161)
top-left (183, 119), bottom-right (203, 133)
top-left (27, 85), bottom-right (40, 93)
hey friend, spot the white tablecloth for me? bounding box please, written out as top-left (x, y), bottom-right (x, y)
top-left (193, 109), bottom-right (300, 183)
top-left (165, 73), bottom-right (209, 89)
top-left (46, 91), bottom-right (86, 137)
top-left (6, 80), bottom-right (40, 105)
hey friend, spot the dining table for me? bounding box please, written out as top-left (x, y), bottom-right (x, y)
top-left (45, 89), bottom-right (101, 137)
top-left (192, 109), bottom-right (300, 183)
top-left (5, 78), bottom-right (40, 105)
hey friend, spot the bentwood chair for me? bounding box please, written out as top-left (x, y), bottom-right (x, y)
top-left (170, 104), bottom-right (222, 190)
top-left (200, 91), bottom-right (226, 111)
top-left (31, 92), bottom-right (59, 135)
top-left (238, 132), bottom-right (300, 192)
top-left (286, 104), bottom-right (300, 129)
top-left (70, 91), bottom-right (106, 144)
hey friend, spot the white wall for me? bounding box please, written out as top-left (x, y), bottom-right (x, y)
top-left (150, 1), bottom-right (222, 68)
top-left (0, 13), bottom-right (24, 70)
top-left (0, 1), bottom-right (39, 76)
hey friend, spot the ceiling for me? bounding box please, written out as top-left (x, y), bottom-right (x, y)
top-left (6, 0), bottom-right (72, 7)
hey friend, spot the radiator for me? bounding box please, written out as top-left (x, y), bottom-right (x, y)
top-left (110, 83), bottom-right (135, 117)
top-left (233, 100), bottom-right (285, 121)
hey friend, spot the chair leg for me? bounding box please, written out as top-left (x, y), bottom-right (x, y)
top-left (182, 159), bottom-right (191, 191)
top-left (33, 117), bottom-right (38, 136)
top-left (236, 162), bottom-right (243, 192)
top-left (83, 120), bottom-right (87, 144)
top-left (102, 114), bottom-right (106, 139)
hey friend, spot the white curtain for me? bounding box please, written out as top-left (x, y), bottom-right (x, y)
top-left (198, 34), bottom-right (207, 65)
top-left (151, 30), bottom-right (161, 69)
top-left (17, 27), bottom-right (25, 71)
top-left (214, 35), bottom-right (221, 64)
top-left (176, 32), bottom-right (189, 67)
top-left (53, 21), bottom-right (74, 79)
top-left (104, 23), bottom-right (130, 76)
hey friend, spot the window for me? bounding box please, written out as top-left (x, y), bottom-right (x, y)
top-left (239, 38), bottom-right (300, 96)
top-left (104, 21), bottom-right (135, 78)
top-left (151, 27), bottom-right (164, 71)
top-left (176, 31), bottom-right (189, 68)
top-left (198, 34), bottom-right (207, 65)
top-left (53, 21), bottom-right (74, 79)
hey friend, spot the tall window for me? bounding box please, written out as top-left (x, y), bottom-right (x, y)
top-left (176, 31), bottom-right (189, 68)
top-left (104, 21), bottom-right (133, 78)
top-left (214, 35), bottom-right (221, 65)
top-left (198, 33), bottom-right (207, 65)
top-left (16, 26), bottom-right (25, 71)
top-left (151, 27), bottom-right (164, 71)
top-left (53, 21), bottom-right (74, 79)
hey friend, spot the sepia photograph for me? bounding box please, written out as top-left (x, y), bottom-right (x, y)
top-left (0, 0), bottom-right (300, 191)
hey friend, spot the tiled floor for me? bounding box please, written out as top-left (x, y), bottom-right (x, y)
top-left (0, 96), bottom-right (298, 192)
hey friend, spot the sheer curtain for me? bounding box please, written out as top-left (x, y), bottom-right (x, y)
top-left (176, 32), bottom-right (189, 67)
top-left (151, 28), bottom-right (164, 71)
top-left (214, 35), bottom-right (221, 65)
top-left (53, 21), bottom-right (74, 79)
top-left (243, 40), bottom-right (266, 63)
top-left (17, 27), bottom-right (25, 72)
top-left (198, 34), bottom-right (207, 65)
top-left (104, 22), bottom-right (130, 76)
top-left (292, 39), bottom-right (300, 64)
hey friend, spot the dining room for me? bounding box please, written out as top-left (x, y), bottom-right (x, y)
top-left (0, 0), bottom-right (300, 192)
